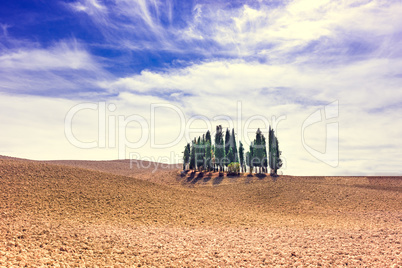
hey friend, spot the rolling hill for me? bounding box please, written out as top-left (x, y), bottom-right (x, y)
top-left (0, 156), bottom-right (401, 266)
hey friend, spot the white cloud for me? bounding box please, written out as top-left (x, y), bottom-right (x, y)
top-left (69, 0), bottom-right (107, 14)
top-left (0, 41), bottom-right (96, 71)
top-left (104, 56), bottom-right (402, 111)
top-left (0, 24), bottom-right (10, 38)
top-left (0, 40), bottom-right (112, 95)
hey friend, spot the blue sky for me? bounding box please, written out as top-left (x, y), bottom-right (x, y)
top-left (1, 0), bottom-right (402, 175)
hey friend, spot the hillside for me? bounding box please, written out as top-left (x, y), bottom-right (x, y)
top-left (0, 157), bottom-right (401, 266)
top-left (45, 159), bottom-right (180, 185)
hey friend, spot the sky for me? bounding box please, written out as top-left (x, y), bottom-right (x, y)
top-left (1, 0), bottom-right (402, 176)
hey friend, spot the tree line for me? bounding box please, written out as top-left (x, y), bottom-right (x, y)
top-left (183, 125), bottom-right (283, 176)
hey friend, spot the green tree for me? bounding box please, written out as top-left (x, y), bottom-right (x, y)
top-left (196, 136), bottom-right (204, 171)
top-left (201, 135), bottom-right (206, 170)
top-left (214, 125), bottom-right (225, 172)
top-left (262, 135), bottom-right (268, 173)
top-left (269, 127), bottom-right (274, 174)
top-left (186, 143), bottom-right (190, 157)
top-left (254, 128), bottom-right (264, 173)
top-left (239, 141), bottom-right (245, 173)
top-left (274, 135), bottom-right (283, 173)
top-left (205, 140), bottom-right (212, 171)
top-left (246, 150), bottom-right (253, 174)
top-left (224, 128), bottom-right (231, 168)
top-left (183, 143), bottom-right (190, 170)
top-left (211, 146), bottom-right (216, 172)
top-left (189, 138), bottom-right (196, 170)
top-left (226, 147), bottom-right (234, 167)
top-left (231, 128), bottom-right (238, 163)
top-left (247, 142), bottom-right (255, 174)
top-left (205, 130), bottom-right (212, 145)
top-left (269, 126), bottom-right (283, 176)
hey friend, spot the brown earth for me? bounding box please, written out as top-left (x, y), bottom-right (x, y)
top-left (0, 157), bottom-right (401, 267)
top-left (45, 159), bottom-right (181, 185)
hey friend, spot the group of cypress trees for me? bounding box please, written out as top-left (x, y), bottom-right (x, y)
top-left (183, 125), bottom-right (283, 175)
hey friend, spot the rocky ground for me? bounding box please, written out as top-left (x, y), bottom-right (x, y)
top-left (2, 219), bottom-right (401, 267)
top-left (0, 157), bottom-right (401, 267)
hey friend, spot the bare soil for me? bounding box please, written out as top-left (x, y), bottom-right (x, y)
top-left (0, 158), bottom-right (401, 267)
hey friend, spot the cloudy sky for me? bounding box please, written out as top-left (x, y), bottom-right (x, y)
top-left (1, 0), bottom-right (401, 175)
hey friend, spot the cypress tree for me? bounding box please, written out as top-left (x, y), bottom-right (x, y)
top-left (269, 126), bottom-right (283, 175)
top-left (269, 126), bottom-right (273, 174)
top-left (201, 135), bottom-right (206, 170)
top-left (231, 128), bottom-right (238, 163)
top-left (214, 125), bottom-right (225, 172)
top-left (205, 140), bottom-right (211, 171)
top-left (246, 151), bottom-right (250, 173)
top-left (186, 143), bottom-right (190, 157)
top-left (211, 144), bottom-right (215, 171)
top-left (275, 136), bottom-right (283, 174)
top-left (249, 142), bottom-right (254, 174)
top-left (190, 138), bottom-right (196, 170)
top-left (183, 143), bottom-right (190, 170)
top-left (224, 128), bottom-right (231, 166)
top-left (254, 128), bottom-right (264, 173)
top-left (205, 130), bottom-right (212, 145)
top-left (262, 134), bottom-right (268, 173)
top-left (196, 136), bottom-right (204, 171)
top-left (227, 147), bottom-right (234, 167)
top-left (239, 141), bottom-right (244, 173)
top-left (246, 149), bottom-right (253, 174)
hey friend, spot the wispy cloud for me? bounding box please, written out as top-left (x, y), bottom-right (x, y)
top-left (103, 55), bottom-right (402, 110)
top-left (69, 0), bottom-right (107, 16)
top-left (0, 39), bottom-right (113, 96)
top-left (1, 41), bottom-right (94, 71)
top-left (63, 0), bottom-right (402, 67)
top-left (0, 23), bottom-right (10, 38)
top-left (175, 0), bottom-right (402, 63)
